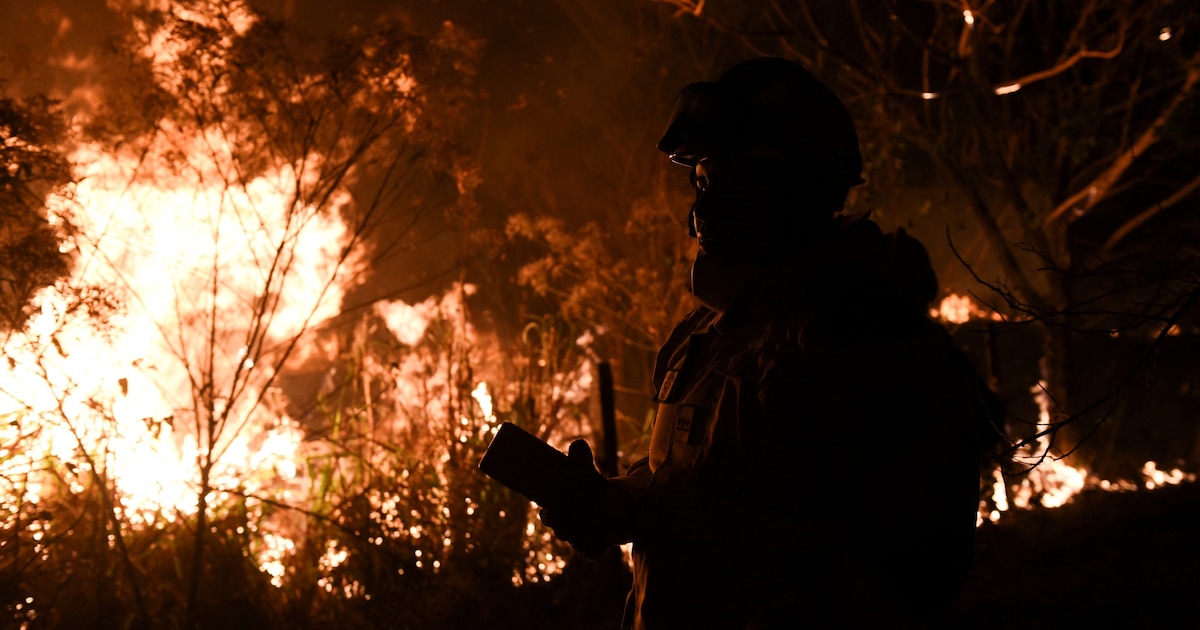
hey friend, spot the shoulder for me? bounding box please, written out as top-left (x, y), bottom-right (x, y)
top-left (651, 306), bottom-right (716, 390)
top-left (759, 312), bottom-right (961, 403)
top-left (810, 217), bottom-right (940, 335)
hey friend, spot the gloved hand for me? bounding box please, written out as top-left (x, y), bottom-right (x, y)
top-left (538, 439), bottom-right (633, 557)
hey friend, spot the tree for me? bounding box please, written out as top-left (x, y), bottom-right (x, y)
top-left (0, 0), bottom-right (481, 625)
top-left (0, 94), bottom-right (73, 331)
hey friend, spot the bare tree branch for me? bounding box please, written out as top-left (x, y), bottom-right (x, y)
top-left (1046, 53), bottom-right (1200, 226)
top-left (1103, 170), bottom-right (1200, 254)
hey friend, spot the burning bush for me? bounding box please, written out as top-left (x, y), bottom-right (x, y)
top-left (0, 2), bottom-right (622, 627)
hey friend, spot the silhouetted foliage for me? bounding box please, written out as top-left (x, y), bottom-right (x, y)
top-left (0, 94), bottom-right (73, 331)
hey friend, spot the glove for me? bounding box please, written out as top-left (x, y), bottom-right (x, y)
top-left (538, 439), bottom-right (632, 557)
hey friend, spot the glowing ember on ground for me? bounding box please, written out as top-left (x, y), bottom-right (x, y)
top-left (930, 304), bottom-right (1198, 525)
top-left (1141, 461), bottom-right (1196, 489)
top-left (979, 382), bottom-right (1197, 526)
top-left (931, 293), bottom-right (1003, 324)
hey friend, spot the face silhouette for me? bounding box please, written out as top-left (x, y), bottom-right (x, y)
top-left (687, 155), bottom-right (809, 312)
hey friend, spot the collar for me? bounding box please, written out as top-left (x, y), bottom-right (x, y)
top-left (709, 211), bottom-right (881, 331)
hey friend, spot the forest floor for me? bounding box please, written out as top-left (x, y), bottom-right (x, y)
top-left (522, 481), bottom-right (1200, 630)
top-left (951, 481), bottom-right (1200, 629)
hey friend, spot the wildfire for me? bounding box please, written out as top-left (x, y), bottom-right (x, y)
top-left (983, 454), bottom-right (1195, 526)
top-left (6, 5), bottom-right (594, 616)
top-left (931, 292), bottom-right (1003, 324)
top-left (2, 2), bottom-right (1193, 622)
top-left (0, 0), bottom-right (455, 604)
top-left (5, 124), bottom-right (581, 608)
top-left (0, 121), bottom-right (342, 595)
top-left (1140, 460), bottom-right (1196, 489)
top-left (370, 285), bottom-right (594, 587)
top-left (931, 296), bottom-right (1195, 525)
top-left (976, 364), bottom-right (1195, 526)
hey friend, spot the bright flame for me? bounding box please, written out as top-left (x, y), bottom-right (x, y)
top-left (931, 293), bottom-right (1002, 324)
top-left (981, 383), bottom-right (1197, 526)
top-left (356, 284), bottom-right (593, 586)
top-left (1159, 27), bottom-right (1172, 41)
top-left (472, 382), bottom-right (497, 424)
top-left (257, 532), bottom-right (296, 588)
top-left (990, 468), bottom-right (1009, 512)
top-left (1142, 461), bottom-right (1195, 489)
top-left (1010, 382), bottom-right (1088, 508)
top-left (5, 120), bottom-right (350, 519)
top-left (0, 0), bottom-right (364, 585)
top-left (994, 83), bottom-right (1022, 95)
top-left (376, 297), bottom-right (439, 346)
top-left (2, 0), bottom-right (596, 605)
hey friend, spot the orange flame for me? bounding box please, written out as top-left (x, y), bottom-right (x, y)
top-left (1, 2), bottom-right (362, 582)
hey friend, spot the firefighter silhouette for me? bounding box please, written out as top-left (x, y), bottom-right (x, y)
top-left (540, 57), bottom-right (1003, 629)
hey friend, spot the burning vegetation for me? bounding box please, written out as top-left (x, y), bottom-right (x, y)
top-left (0, 2), bottom-right (587, 626)
top-left (1, 0), bottom-right (1199, 628)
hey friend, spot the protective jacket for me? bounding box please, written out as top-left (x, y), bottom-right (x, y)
top-left (614, 216), bottom-right (1000, 629)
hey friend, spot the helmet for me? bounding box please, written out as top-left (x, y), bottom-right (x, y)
top-left (657, 57), bottom-right (864, 189)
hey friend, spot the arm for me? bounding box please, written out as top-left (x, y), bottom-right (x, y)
top-left (538, 442), bottom-right (651, 556)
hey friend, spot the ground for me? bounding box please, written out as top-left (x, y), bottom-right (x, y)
top-left (953, 482), bottom-right (1200, 628)
top-left (518, 481), bottom-right (1200, 630)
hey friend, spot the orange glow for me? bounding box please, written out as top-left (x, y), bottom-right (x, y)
top-left (931, 293), bottom-right (1002, 324)
top-left (5, 127), bottom-right (344, 517)
top-left (981, 382), bottom-right (1196, 525)
top-left (0, 0), bottom-right (369, 589)
top-left (1142, 461), bottom-right (1195, 489)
